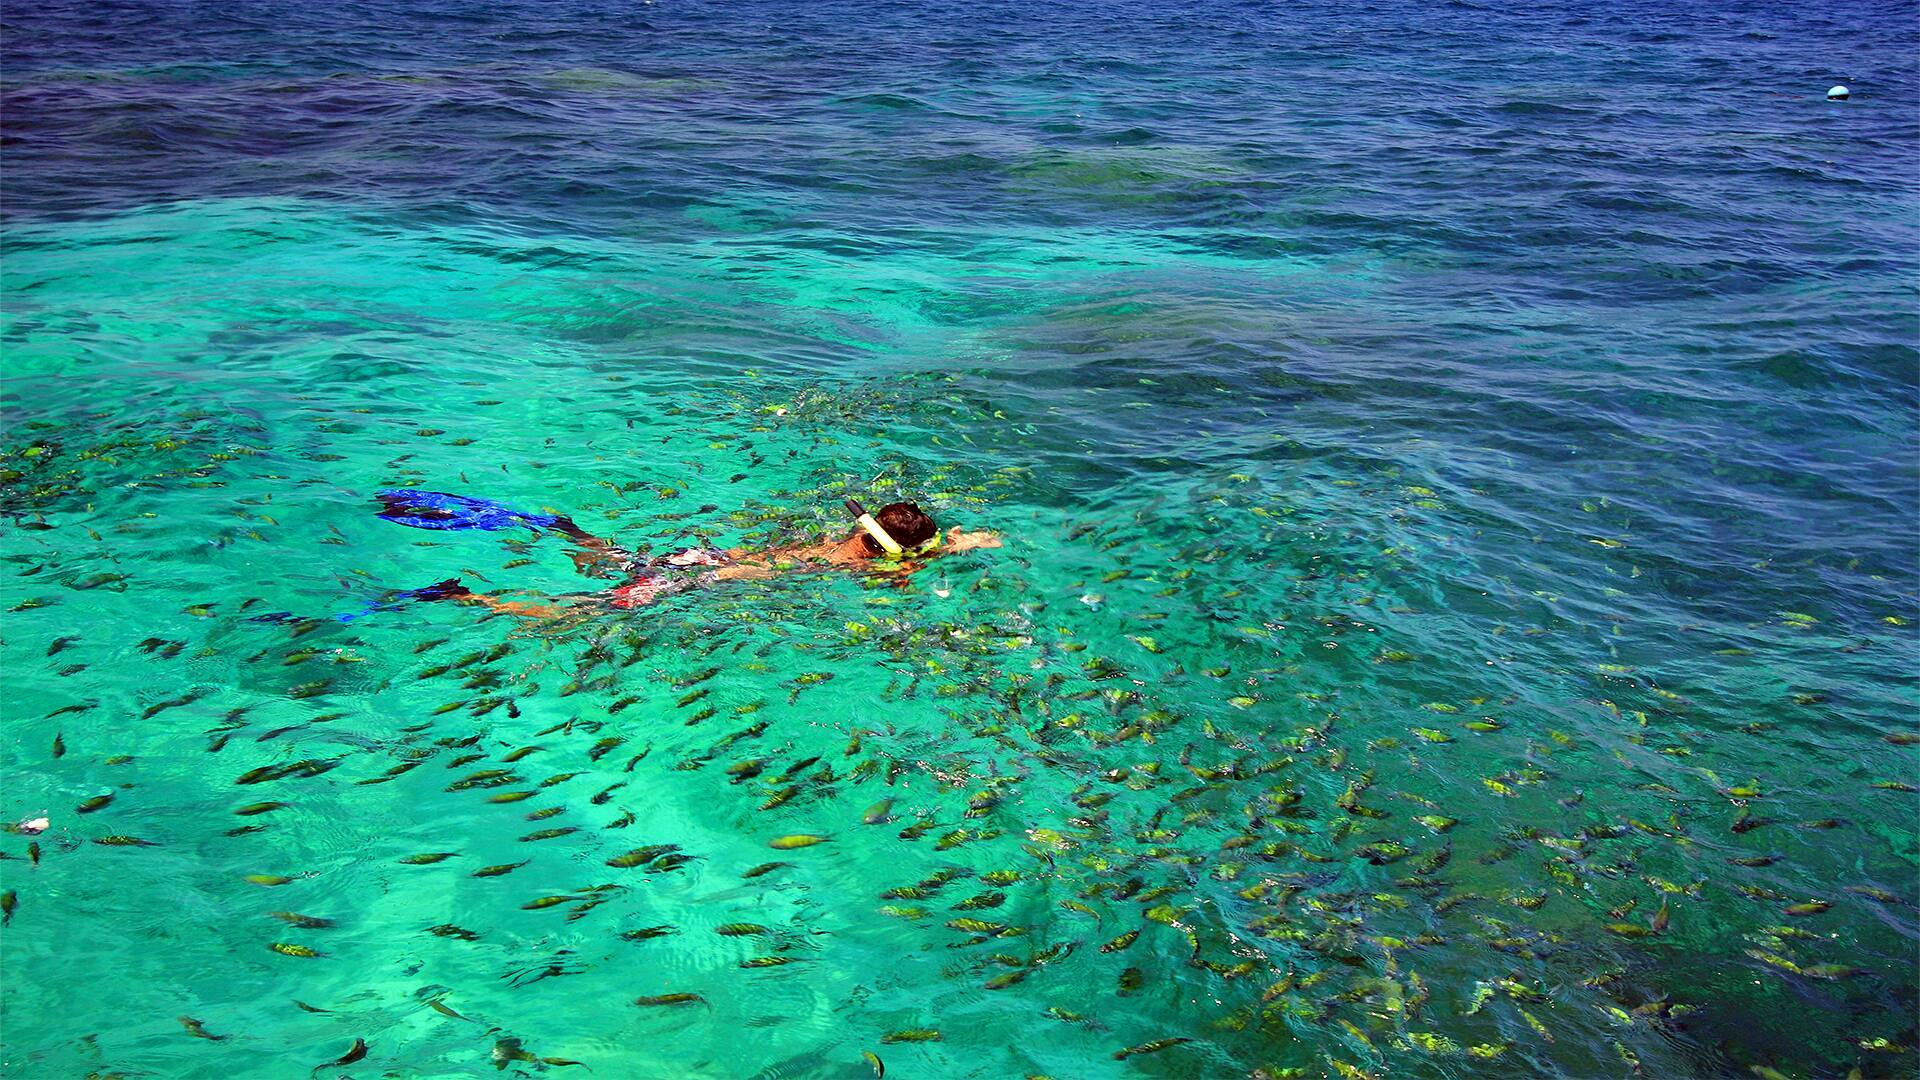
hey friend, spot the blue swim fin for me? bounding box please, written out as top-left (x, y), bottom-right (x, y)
top-left (375, 489), bottom-right (563, 532)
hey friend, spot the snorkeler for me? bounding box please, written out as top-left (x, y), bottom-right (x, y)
top-left (372, 491), bottom-right (999, 618)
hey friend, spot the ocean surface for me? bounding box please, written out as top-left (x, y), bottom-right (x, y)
top-left (2, 2), bottom-right (1916, 1077)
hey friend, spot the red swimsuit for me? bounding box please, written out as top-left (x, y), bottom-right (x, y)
top-left (603, 547), bottom-right (727, 608)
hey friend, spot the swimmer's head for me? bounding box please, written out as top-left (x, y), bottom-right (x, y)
top-left (859, 502), bottom-right (937, 555)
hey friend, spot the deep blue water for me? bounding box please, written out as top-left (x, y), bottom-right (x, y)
top-left (2, 2), bottom-right (1917, 1077)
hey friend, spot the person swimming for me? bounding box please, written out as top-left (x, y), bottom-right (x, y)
top-left (391, 496), bottom-right (1000, 618)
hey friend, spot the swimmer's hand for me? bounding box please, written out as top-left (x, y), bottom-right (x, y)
top-left (944, 528), bottom-right (1002, 553)
top-left (409, 578), bottom-right (473, 601)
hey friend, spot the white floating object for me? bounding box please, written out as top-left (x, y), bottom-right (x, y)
top-left (1828, 84), bottom-right (1849, 100)
top-left (19, 816), bottom-right (49, 835)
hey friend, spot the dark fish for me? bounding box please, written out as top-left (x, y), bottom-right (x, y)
top-left (270, 912), bottom-right (336, 929)
top-left (493, 1038), bottom-right (536, 1069)
top-left (607, 845), bottom-right (678, 868)
top-left (946, 918), bottom-right (1012, 936)
top-left (776, 756), bottom-right (821, 782)
top-left (320, 1037), bottom-right (368, 1067)
top-left (1114, 1037), bottom-right (1191, 1060)
top-left (235, 764), bottom-right (291, 785)
top-left (984, 969), bottom-right (1029, 990)
top-left (178, 1016), bottom-right (226, 1041)
top-left (520, 828), bottom-right (579, 842)
top-left (1799, 964), bottom-right (1867, 979)
top-left (76, 794), bottom-right (113, 814)
top-left (427, 998), bottom-right (476, 1022)
top-left (50, 732), bottom-right (65, 758)
top-left (472, 861), bottom-right (529, 878)
top-left (1, 891), bottom-right (15, 925)
top-left (634, 993), bottom-right (706, 1006)
top-left (674, 666), bottom-right (720, 689)
top-left (739, 956), bottom-right (804, 968)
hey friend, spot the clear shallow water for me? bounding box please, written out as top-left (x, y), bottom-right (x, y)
top-left (2, 2), bottom-right (1916, 1077)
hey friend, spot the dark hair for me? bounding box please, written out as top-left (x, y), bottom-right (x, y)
top-left (860, 501), bottom-right (938, 554)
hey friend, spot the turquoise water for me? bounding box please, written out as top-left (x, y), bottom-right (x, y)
top-left (3, 3), bottom-right (1917, 1077)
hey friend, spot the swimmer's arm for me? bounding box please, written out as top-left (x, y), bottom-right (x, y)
top-left (565, 542), bottom-right (627, 578)
top-left (550, 516), bottom-right (639, 578)
top-left (712, 541), bottom-right (813, 579)
top-left (868, 529), bottom-right (999, 582)
top-left (942, 527), bottom-right (1003, 553)
top-left (457, 592), bottom-right (574, 620)
top-left (549, 514), bottom-right (600, 544)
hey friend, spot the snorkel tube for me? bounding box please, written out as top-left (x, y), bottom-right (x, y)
top-left (844, 498), bottom-right (904, 556)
